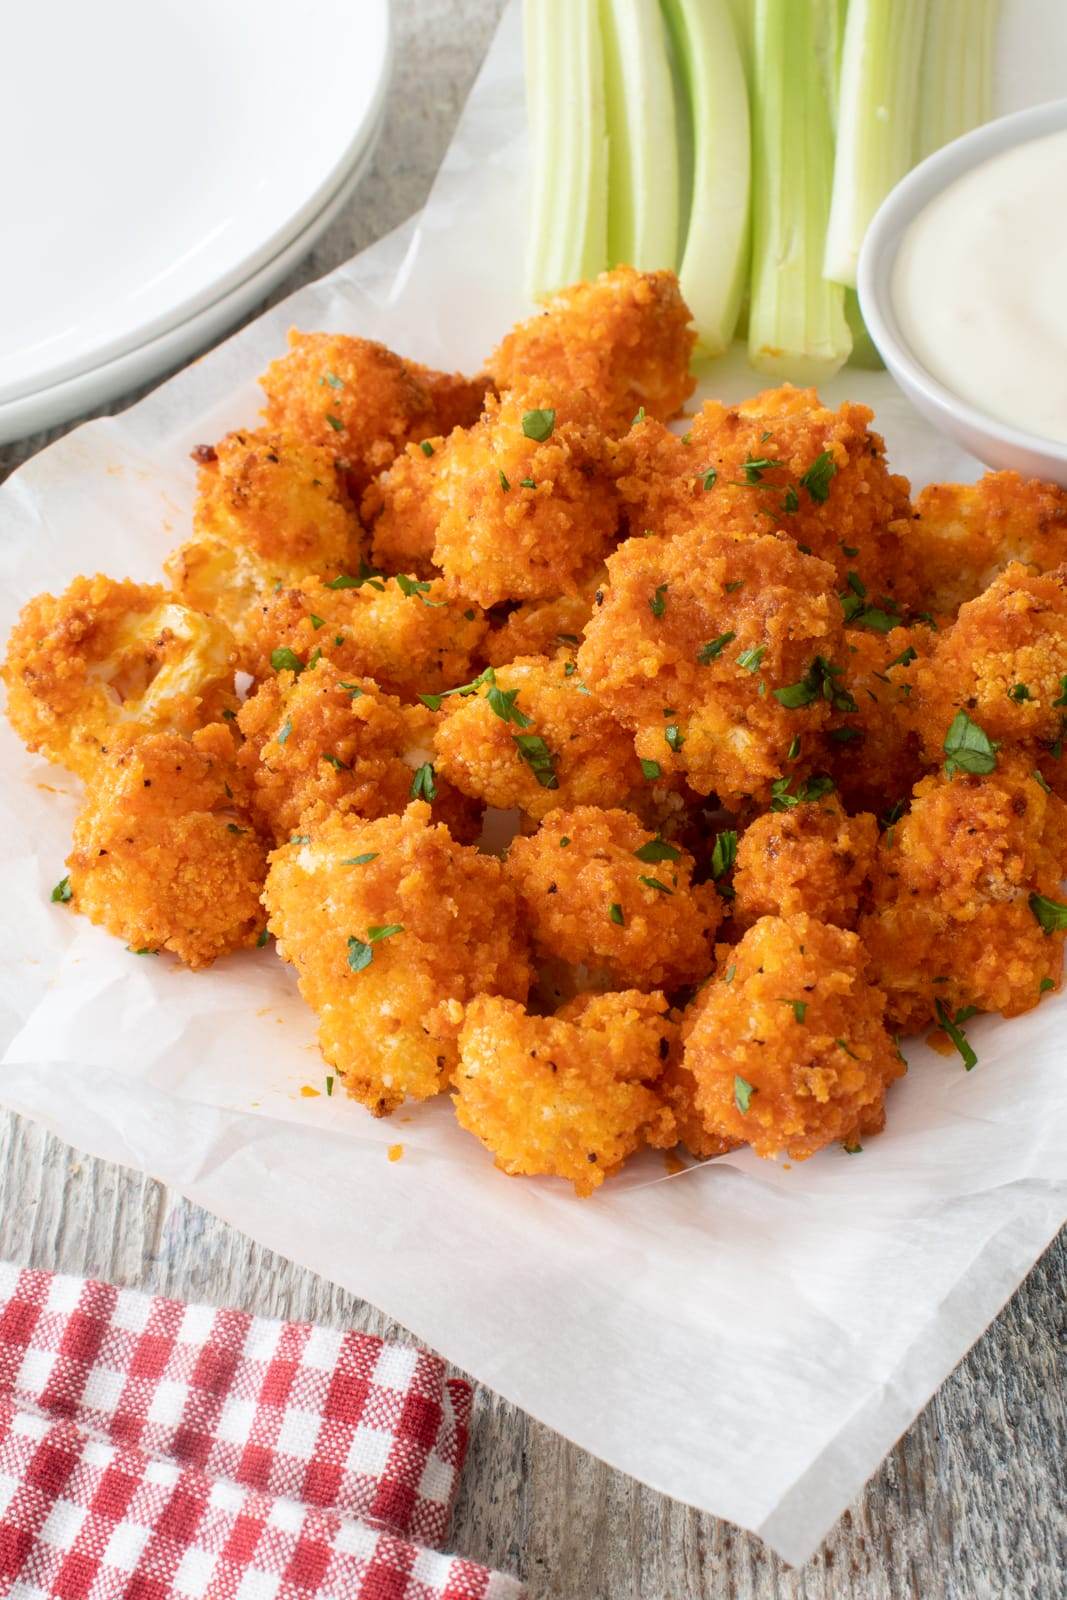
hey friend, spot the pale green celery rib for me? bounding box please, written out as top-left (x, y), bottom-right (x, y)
top-left (524, 0), bottom-right (609, 299)
top-left (600, 0), bottom-right (679, 272)
top-left (917, 0), bottom-right (998, 159)
top-left (661, 0), bottom-right (751, 356)
top-left (748, 0), bottom-right (851, 383)
top-left (811, 0), bottom-right (848, 132)
top-left (823, 0), bottom-right (929, 289)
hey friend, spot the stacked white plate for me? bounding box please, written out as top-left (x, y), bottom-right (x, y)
top-left (0, 0), bottom-right (391, 446)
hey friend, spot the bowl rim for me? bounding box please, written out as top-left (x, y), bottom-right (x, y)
top-left (857, 97), bottom-right (1067, 469)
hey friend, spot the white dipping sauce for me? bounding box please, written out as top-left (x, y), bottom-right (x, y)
top-left (892, 127), bottom-right (1067, 445)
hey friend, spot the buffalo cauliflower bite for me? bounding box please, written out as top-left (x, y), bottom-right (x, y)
top-left (683, 915), bottom-right (904, 1160)
top-left (362, 435), bottom-right (448, 578)
top-left (505, 806), bottom-right (721, 992)
top-left (3, 575), bottom-right (236, 779)
top-left (658, 1054), bottom-right (742, 1161)
top-left (577, 528), bottom-right (845, 804)
top-left (452, 990), bottom-right (677, 1195)
top-left (165, 430), bottom-right (361, 645)
top-left (236, 661), bottom-right (455, 845)
top-left (911, 563), bottom-right (1067, 788)
top-left (430, 385), bottom-right (619, 605)
top-left (264, 802), bottom-right (532, 1115)
top-left (240, 572), bottom-right (487, 698)
top-left (433, 654), bottom-right (644, 822)
top-left (259, 331), bottom-right (484, 498)
top-left (859, 762), bottom-right (1067, 1033)
top-left (732, 795), bottom-right (878, 931)
top-left (483, 577), bottom-right (603, 668)
top-left (487, 266), bottom-right (696, 434)
top-left (904, 472), bottom-right (1067, 617)
top-left (823, 625), bottom-right (929, 815)
top-left (65, 724), bottom-right (267, 967)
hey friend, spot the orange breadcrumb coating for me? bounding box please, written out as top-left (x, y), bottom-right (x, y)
top-left (859, 762), bottom-right (1067, 1033)
top-left (66, 724), bottom-right (267, 967)
top-left (264, 802), bottom-right (532, 1115)
top-left (904, 471), bottom-right (1067, 616)
top-left (430, 385), bottom-right (619, 606)
top-left (166, 430), bottom-right (360, 645)
top-left (453, 990), bottom-right (676, 1195)
top-left (824, 625), bottom-right (929, 816)
top-left (506, 806), bottom-right (721, 991)
top-left (236, 661), bottom-right (446, 845)
top-left (577, 528), bottom-right (844, 804)
top-left (483, 577), bottom-right (603, 668)
top-left (911, 564), bottom-right (1067, 787)
top-left (406, 361), bottom-right (489, 435)
top-left (259, 331), bottom-right (484, 498)
top-left (240, 573), bottom-right (487, 698)
top-left (658, 1054), bottom-right (742, 1161)
top-left (433, 654), bottom-right (644, 822)
top-left (732, 795), bottom-right (878, 932)
top-left (2, 575), bottom-right (236, 779)
top-left (683, 915), bottom-right (904, 1160)
top-left (362, 436), bottom-right (448, 578)
top-left (487, 266), bottom-right (696, 434)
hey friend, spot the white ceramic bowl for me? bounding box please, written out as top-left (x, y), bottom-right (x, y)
top-left (858, 98), bottom-right (1067, 487)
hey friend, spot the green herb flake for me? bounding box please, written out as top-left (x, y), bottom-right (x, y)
top-left (609, 902), bottom-right (625, 926)
top-left (498, 469), bottom-right (510, 492)
top-left (256, 928), bottom-right (271, 948)
top-left (631, 406), bottom-right (646, 427)
top-left (698, 630), bottom-right (736, 664)
top-left (486, 684), bottom-right (533, 728)
top-left (321, 752), bottom-right (350, 771)
top-left (396, 574), bottom-right (442, 605)
top-left (1040, 977), bottom-right (1056, 994)
top-left (770, 774), bottom-right (836, 812)
top-left (737, 645), bottom-right (766, 673)
top-left (799, 450), bottom-right (837, 503)
top-left (786, 735), bottom-right (801, 761)
top-left (522, 408), bottom-right (556, 442)
top-left (326, 561), bottom-right (385, 591)
top-left (309, 613), bottom-right (325, 630)
top-left (1029, 892), bottom-right (1067, 934)
top-left (935, 998), bottom-right (978, 1070)
top-left (520, 477), bottom-right (537, 489)
top-left (270, 647), bottom-right (304, 675)
top-left (1009, 682), bottom-right (1033, 701)
top-left (513, 733), bottom-right (558, 788)
top-left (326, 1075), bottom-right (335, 1096)
top-left (723, 964), bottom-right (736, 984)
top-left (780, 999), bottom-right (807, 1023)
top-left (420, 440), bottom-right (435, 457)
top-left (559, 836), bottom-right (571, 847)
top-left (739, 454), bottom-right (781, 485)
top-left (774, 655), bottom-right (856, 713)
top-left (782, 486), bottom-right (799, 514)
top-left (51, 876), bottom-right (72, 904)
top-left (734, 1075), bottom-right (755, 1113)
top-left (725, 579), bottom-right (744, 593)
top-left (634, 837), bottom-right (681, 864)
top-left (410, 762), bottom-right (437, 801)
top-left (325, 413), bottom-right (345, 432)
top-left (347, 924), bottom-right (403, 974)
top-left (290, 834), bottom-right (310, 845)
top-left (1053, 675), bottom-right (1067, 708)
top-left (341, 853), bottom-right (378, 866)
top-left (836, 1039), bottom-right (859, 1060)
top-left (640, 758), bottom-right (661, 781)
top-left (1033, 769), bottom-right (1052, 794)
top-left (226, 822), bottom-right (247, 835)
top-left (943, 710), bottom-right (998, 777)
top-left (664, 723), bottom-right (684, 753)
top-left (886, 646), bottom-right (918, 670)
top-left (638, 875), bottom-right (672, 894)
top-left (701, 467), bottom-right (718, 491)
top-left (843, 1142), bottom-right (862, 1155)
top-left (321, 371), bottom-right (344, 390)
top-left (338, 681), bottom-right (365, 700)
top-left (711, 830), bottom-right (737, 880)
top-left (649, 583), bottom-right (668, 618)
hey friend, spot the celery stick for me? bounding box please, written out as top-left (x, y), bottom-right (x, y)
top-left (600, 0), bottom-right (678, 272)
top-left (747, 0), bottom-right (850, 383)
top-left (917, 0), bottom-right (998, 159)
top-left (524, 0), bottom-right (609, 298)
top-left (811, 0), bottom-right (848, 132)
top-left (661, 0), bottom-right (750, 356)
top-left (823, 0), bottom-right (929, 289)
top-left (844, 289), bottom-right (884, 370)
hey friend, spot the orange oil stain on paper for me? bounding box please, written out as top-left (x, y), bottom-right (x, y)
top-left (299, 1085), bottom-right (320, 1098)
top-left (925, 1028), bottom-right (956, 1058)
top-left (663, 1151), bottom-right (686, 1176)
top-left (387, 1144), bottom-right (404, 1163)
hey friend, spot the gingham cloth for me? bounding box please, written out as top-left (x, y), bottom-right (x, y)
top-left (0, 1266), bottom-right (522, 1600)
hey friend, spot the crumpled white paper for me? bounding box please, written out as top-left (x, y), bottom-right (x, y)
top-left (1, 0), bottom-right (1065, 1567)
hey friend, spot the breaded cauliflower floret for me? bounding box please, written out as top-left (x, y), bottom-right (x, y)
top-left (264, 802), bottom-right (532, 1115)
top-left (65, 724), bottom-right (267, 967)
top-left (911, 564), bottom-right (1067, 788)
top-left (733, 795), bottom-right (877, 931)
top-left (904, 472), bottom-right (1067, 617)
top-left (433, 654), bottom-right (643, 822)
top-left (859, 762), bottom-right (1067, 1033)
top-left (487, 266), bottom-right (696, 434)
top-left (483, 577), bottom-right (603, 668)
top-left (3, 575), bottom-right (236, 779)
top-left (430, 386), bottom-right (619, 605)
top-left (658, 1054), bottom-right (742, 1161)
top-left (362, 435), bottom-right (448, 578)
top-left (259, 331), bottom-right (484, 498)
top-left (506, 806), bottom-right (721, 991)
top-left (683, 915), bottom-right (904, 1160)
top-left (236, 661), bottom-right (446, 845)
top-left (612, 388), bottom-right (916, 607)
top-left (577, 529), bottom-right (844, 804)
top-left (240, 572), bottom-right (487, 698)
top-left (453, 990), bottom-right (676, 1195)
top-left (165, 430), bottom-right (361, 644)
top-left (824, 625), bottom-right (929, 815)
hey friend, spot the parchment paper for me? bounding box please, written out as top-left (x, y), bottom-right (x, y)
top-left (1, 0), bottom-right (1065, 1566)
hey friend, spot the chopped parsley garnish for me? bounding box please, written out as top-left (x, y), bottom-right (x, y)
top-left (836, 1039), bottom-right (859, 1060)
top-left (724, 579), bottom-right (744, 593)
top-left (347, 925), bottom-right (403, 973)
top-left (326, 561), bottom-right (385, 591)
top-left (649, 583), bottom-right (668, 617)
top-left (309, 614), bottom-right (325, 630)
top-left (701, 467), bottom-right (718, 490)
top-left (410, 762), bottom-right (437, 801)
top-left (737, 645), bottom-right (766, 673)
top-left (486, 683), bottom-right (532, 727)
top-left (522, 408), bottom-right (556, 441)
top-left (723, 964), bottom-right (736, 984)
top-left (341, 853), bottom-right (378, 866)
top-left (774, 655), bottom-right (856, 712)
top-left (321, 371), bottom-right (344, 390)
top-left (338, 681), bottom-right (365, 699)
top-left (886, 645), bottom-right (917, 670)
top-left (51, 876), bottom-right (72, 904)
top-left (563, 661), bottom-right (577, 676)
top-left (307, 647), bottom-right (322, 671)
top-left (290, 835), bottom-right (310, 845)
top-left (711, 830), bottom-right (737, 881)
top-left (1040, 977), bottom-right (1056, 994)
top-left (734, 1075), bottom-right (755, 1113)
top-left (664, 723), bottom-right (684, 752)
top-left (514, 733), bottom-right (558, 788)
top-left (799, 450), bottom-right (836, 503)
top-left (943, 710), bottom-right (998, 777)
top-left (841, 543), bottom-right (860, 557)
top-left (640, 758), bottom-right (661, 781)
top-left (634, 836), bottom-right (681, 864)
top-left (739, 454), bottom-right (781, 485)
top-left (418, 665), bottom-right (498, 711)
top-left (520, 477), bottom-right (537, 489)
top-left (782, 486), bottom-right (799, 514)
top-left (1053, 675), bottom-right (1067, 708)
top-left (559, 836), bottom-right (571, 847)
top-left (839, 582), bottom-right (901, 632)
top-left (843, 1142), bottom-right (862, 1155)
top-left (631, 406), bottom-right (646, 426)
top-left (396, 574), bottom-right (444, 605)
top-left (638, 875), bottom-right (672, 894)
top-left (935, 999), bottom-right (977, 1070)
top-left (270, 647), bottom-right (304, 674)
top-left (325, 413), bottom-right (345, 432)
top-left (780, 999), bottom-right (807, 1023)
top-left (1029, 893), bottom-right (1067, 934)
top-left (697, 630), bottom-right (736, 664)
top-left (420, 439), bottom-right (435, 456)
top-left (786, 735), bottom-right (801, 761)
top-left (326, 1075), bottom-right (335, 1096)
top-left (830, 727), bottom-right (861, 743)
top-left (1009, 683), bottom-right (1032, 701)
top-left (770, 774), bottom-right (835, 811)
top-left (320, 753), bottom-right (350, 771)
top-left (609, 902), bottom-right (625, 926)
top-left (498, 469), bottom-right (510, 492)
top-left (256, 928), bottom-right (271, 947)
top-left (1033, 769), bottom-right (1051, 794)
top-left (334, 635), bottom-right (346, 647)
top-left (557, 633), bottom-right (580, 646)
top-left (226, 823), bottom-right (247, 834)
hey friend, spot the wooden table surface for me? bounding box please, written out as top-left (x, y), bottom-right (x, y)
top-left (1, 4), bottom-right (1063, 1595)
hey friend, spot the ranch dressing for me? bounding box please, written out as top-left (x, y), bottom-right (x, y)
top-left (892, 127), bottom-right (1067, 445)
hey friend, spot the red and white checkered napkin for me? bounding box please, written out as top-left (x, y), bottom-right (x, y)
top-left (0, 1265), bottom-right (523, 1600)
